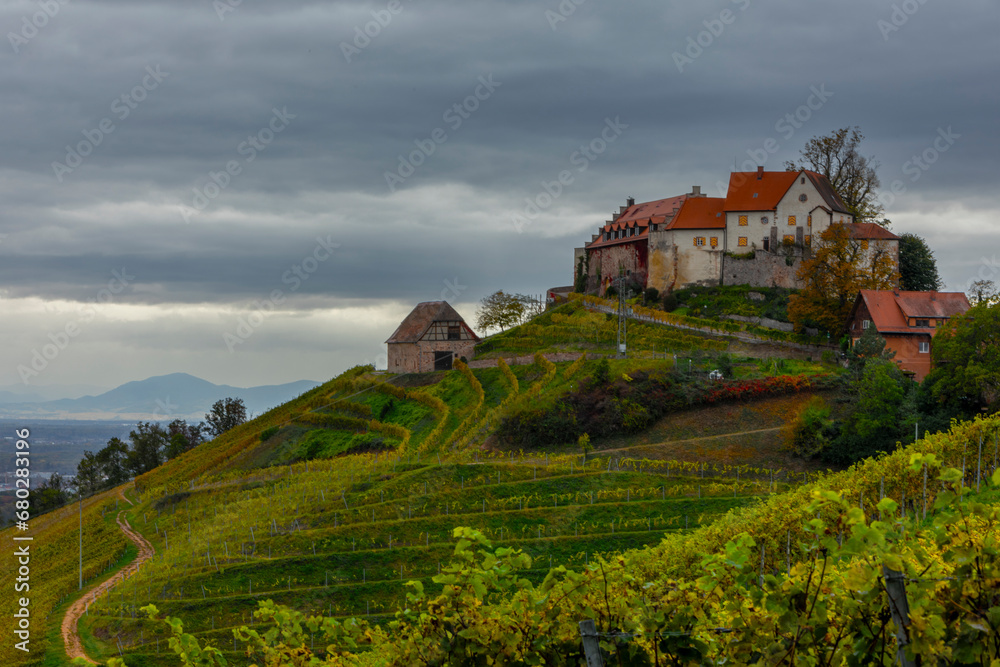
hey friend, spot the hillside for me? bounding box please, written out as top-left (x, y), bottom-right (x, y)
top-left (3, 306), bottom-right (994, 666)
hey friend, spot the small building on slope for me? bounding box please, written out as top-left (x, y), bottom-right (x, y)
top-left (847, 290), bottom-right (971, 381)
top-left (385, 301), bottom-right (480, 373)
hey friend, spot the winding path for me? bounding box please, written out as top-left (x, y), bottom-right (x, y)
top-left (62, 487), bottom-right (155, 664)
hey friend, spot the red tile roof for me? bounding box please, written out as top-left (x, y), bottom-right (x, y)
top-left (667, 197), bottom-right (727, 230)
top-left (586, 195), bottom-right (688, 249)
top-left (853, 290), bottom-right (970, 335)
top-left (847, 223), bottom-right (900, 241)
top-left (385, 301), bottom-right (480, 344)
top-left (894, 292), bottom-right (971, 319)
top-left (723, 170), bottom-right (799, 211)
top-left (723, 169), bottom-right (851, 214)
top-left (616, 195), bottom-right (688, 224)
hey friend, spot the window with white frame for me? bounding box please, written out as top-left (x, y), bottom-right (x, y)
top-left (919, 341), bottom-right (930, 353)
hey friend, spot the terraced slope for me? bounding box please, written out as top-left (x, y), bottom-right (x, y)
top-left (83, 453), bottom-right (797, 665)
top-left (1, 340), bottom-right (828, 666)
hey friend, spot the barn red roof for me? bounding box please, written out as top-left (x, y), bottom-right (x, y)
top-left (385, 301), bottom-right (480, 344)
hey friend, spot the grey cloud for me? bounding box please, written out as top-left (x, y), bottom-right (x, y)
top-left (0, 0), bottom-right (997, 385)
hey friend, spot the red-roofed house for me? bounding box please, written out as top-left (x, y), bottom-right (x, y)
top-left (580, 190), bottom-right (693, 293)
top-left (386, 301), bottom-right (480, 373)
top-left (578, 168), bottom-right (871, 295)
top-left (723, 168), bottom-right (853, 254)
top-left (847, 290), bottom-right (971, 380)
top-left (647, 195), bottom-right (727, 290)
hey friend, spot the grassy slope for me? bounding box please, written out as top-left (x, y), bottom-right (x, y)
top-left (4, 310), bottom-right (838, 666)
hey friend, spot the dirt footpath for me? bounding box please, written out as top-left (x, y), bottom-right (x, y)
top-left (62, 488), bottom-right (155, 664)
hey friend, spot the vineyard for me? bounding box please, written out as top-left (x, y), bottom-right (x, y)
top-left (5, 322), bottom-right (993, 665)
top-left (122, 414), bottom-right (1000, 666)
top-left (0, 349), bottom-right (831, 667)
top-left (75, 452), bottom-right (796, 665)
top-left (474, 298), bottom-right (732, 357)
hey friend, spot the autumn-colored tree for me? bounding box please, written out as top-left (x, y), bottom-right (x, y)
top-left (788, 223), bottom-right (899, 334)
top-left (786, 126), bottom-right (887, 226)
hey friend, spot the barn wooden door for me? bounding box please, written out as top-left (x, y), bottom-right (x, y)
top-left (434, 351), bottom-right (453, 371)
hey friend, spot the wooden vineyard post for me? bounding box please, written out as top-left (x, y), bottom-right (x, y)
top-left (882, 567), bottom-right (916, 667)
top-left (922, 464), bottom-right (927, 521)
top-left (579, 620), bottom-right (605, 667)
top-left (977, 435), bottom-right (983, 492)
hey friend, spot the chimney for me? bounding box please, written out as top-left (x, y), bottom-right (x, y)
top-left (931, 291), bottom-right (937, 301)
top-left (612, 212), bottom-right (620, 221)
top-left (626, 196), bottom-right (635, 207)
top-left (757, 166), bottom-right (764, 180)
top-left (691, 186), bottom-right (703, 197)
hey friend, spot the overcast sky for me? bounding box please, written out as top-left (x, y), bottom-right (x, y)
top-left (1, 0), bottom-right (997, 391)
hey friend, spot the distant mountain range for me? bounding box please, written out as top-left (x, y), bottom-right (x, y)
top-left (0, 373), bottom-right (321, 421)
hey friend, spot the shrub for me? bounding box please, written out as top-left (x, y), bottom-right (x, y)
top-left (661, 292), bottom-right (679, 312)
top-left (496, 404), bottom-right (579, 447)
top-left (259, 426), bottom-right (280, 442)
top-left (590, 358), bottom-right (610, 385)
top-left (715, 353), bottom-right (734, 378)
top-left (643, 287), bottom-right (660, 303)
top-left (785, 396), bottom-right (834, 457)
top-left (617, 398), bottom-right (651, 431)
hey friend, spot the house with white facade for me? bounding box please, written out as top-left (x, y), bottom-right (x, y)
top-left (576, 168), bottom-right (881, 294)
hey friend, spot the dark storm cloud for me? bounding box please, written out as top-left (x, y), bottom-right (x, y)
top-left (0, 0), bottom-right (998, 384)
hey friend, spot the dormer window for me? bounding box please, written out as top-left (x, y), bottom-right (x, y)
top-left (915, 319), bottom-right (930, 327)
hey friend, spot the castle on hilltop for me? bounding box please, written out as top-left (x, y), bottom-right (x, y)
top-left (575, 168), bottom-right (899, 295)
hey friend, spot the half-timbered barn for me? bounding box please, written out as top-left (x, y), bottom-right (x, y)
top-left (385, 301), bottom-right (480, 373)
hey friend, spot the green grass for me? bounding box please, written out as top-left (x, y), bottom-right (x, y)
top-left (670, 284), bottom-right (796, 322)
top-left (474, 301), bottom-right (729, 358)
